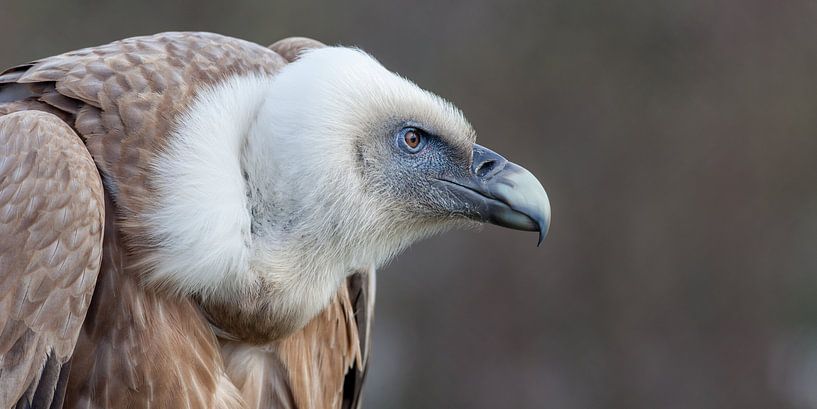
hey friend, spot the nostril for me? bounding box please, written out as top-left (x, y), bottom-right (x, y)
top-left (471, 145), bottom-right (508, 179)
top-left (475, 159), bottom-right (498, 178)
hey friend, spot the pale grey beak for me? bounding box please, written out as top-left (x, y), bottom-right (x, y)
top-left (433, 144), bottom-right (551, 245)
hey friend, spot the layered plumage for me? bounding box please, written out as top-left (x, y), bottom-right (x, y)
top-left (0, 32), bottom-right (549, 408)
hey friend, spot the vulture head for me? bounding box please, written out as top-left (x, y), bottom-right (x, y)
top-left (145, 46), bottom-right (550, 341)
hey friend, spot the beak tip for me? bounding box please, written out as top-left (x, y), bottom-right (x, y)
top-left (536, 218), bottom-right (549, 247)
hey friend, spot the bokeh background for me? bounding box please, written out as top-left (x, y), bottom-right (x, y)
top-left (3, 0), bottom-right (817, 407)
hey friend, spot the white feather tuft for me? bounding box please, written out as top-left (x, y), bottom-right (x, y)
top-left (143, 47), bottom-right (473, 336)
top-left (144, 74), bottom-right (272, 298)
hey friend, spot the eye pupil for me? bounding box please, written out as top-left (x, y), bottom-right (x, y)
top-left (404, 130), bottom-right (420, 149)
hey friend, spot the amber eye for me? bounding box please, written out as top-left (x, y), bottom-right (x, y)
top-left (398, 127), bottom-right (426, 153)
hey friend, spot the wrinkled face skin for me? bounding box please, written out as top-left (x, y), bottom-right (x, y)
top-left (357, 117), bottom-right (550, 244)
top-left (358, 119), bottom-right (472, 218)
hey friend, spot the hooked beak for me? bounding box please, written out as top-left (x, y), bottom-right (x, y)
top-left (433, 144), bottom-right (551, 245)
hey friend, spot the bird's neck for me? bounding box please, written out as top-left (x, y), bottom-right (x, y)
top-left (141, 73), bottom-right (360, 341)
top-left (196, 75), bottom-right (410, 342)
top-left (242, 94), bottom-right (408, 284)
top-left (147, 71), bottom-right (430, 342)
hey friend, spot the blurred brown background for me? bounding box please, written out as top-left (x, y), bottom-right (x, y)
top-left (2, 0), bottom-right (816, 408)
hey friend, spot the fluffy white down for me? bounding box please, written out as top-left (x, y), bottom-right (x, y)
top-left (144, 74), bottom-right (272, 297)
top-left (144, 47), bottom-right (469, 315)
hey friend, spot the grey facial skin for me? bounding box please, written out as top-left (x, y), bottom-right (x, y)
top-left (433, 144), bottom-right (551, 245)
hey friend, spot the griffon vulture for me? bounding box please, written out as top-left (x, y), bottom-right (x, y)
top-left (0, 32), bottom-right (550, 408)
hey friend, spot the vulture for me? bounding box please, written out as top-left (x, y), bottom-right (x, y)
top-left (0, 32), bottom-right (550, 408)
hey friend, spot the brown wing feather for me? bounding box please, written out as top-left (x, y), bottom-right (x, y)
top-left (0, 110), bottom-right (104, 408)
top-left (222, 268), bottom-right (375, 409)
top-left (0, 32), bottom-right (288, 409)
top-left (276, 275), bottom-right (363, 408)
top-left (0, 33), bottom-right (377, 408)
top-left (66, 193), bottom-right (245, 409)
top-left (342, 270), bottom-right (376, 409)
top-left (277, 270), bottom-right (374, 408)
top-left (1, 32), bottom-right (287, 220)
top-left (269, 37), bottom-right (326, 62)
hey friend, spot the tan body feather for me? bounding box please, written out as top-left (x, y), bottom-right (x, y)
top-left (0, 32), bottom-right (373, 409)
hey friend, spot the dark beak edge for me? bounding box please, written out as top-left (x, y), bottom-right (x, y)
top-left (434, 144), bottom-right (551, 246)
